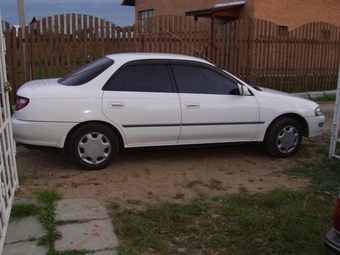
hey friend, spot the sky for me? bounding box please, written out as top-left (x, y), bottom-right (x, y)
top-left (0, 0), bottom-right (135, 27)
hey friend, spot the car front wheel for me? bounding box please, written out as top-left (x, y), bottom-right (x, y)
top-left (69, 123), bottom-right (119, 170)
top-left (264, 117), bottom-right (302, 158)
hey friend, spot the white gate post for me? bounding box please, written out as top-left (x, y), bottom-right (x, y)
top-left (329, 67), bottom-right (340, 159)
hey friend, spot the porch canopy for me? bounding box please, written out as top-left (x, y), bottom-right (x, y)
top-left (185, 1), bottom-right (245, 21)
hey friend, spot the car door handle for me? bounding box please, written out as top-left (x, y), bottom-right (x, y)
top-left (185, 102), bottom-right (200, 109)
top-left (109, 101), bottom-right (124, 108)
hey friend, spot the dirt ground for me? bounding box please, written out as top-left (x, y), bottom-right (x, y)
top-left (15, 101), bottom-right (335, 208)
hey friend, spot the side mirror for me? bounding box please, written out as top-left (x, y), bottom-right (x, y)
top-left (238, 84), bottom-right (252, 96)
top-left (238, 83), bottom-right (244, 95)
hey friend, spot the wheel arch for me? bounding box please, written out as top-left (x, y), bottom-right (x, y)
top-left (265, 113), bottom-right (309, 140)
top-left (64, 121), bottom-right (125, 152)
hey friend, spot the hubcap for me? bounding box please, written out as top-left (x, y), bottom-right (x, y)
top-left (276, 125), bottom-right (299, 154)
top-left (77, 132), bottom-right (111, 165)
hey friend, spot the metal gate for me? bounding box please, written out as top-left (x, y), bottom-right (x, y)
top-left (0, 11), bottom-right (19, 253)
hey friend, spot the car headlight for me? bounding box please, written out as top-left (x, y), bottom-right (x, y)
top-left (315, 106), bottom-right (323, 116)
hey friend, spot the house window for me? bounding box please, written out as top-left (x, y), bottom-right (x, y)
top-left (139, 9), bottom-right (154, 33)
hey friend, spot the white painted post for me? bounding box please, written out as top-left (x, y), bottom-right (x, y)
top-left (329, 67), bottom-right (340, 159)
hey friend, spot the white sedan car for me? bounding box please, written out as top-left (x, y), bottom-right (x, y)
top-left (12, 53), bottom-right (325, 170)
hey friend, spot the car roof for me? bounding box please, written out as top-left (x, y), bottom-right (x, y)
top-left (105, 53), bottom-right (212, 65)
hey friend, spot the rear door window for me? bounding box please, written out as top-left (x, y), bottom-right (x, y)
top-left (103, 60), bottom-right (174, 93)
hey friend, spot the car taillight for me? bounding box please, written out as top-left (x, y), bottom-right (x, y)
top-left (15, 96), bottom-right (29, 111)
top-left (334, 198), bottom-right (340, 232)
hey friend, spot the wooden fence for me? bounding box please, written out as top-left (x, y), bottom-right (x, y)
top-left (3, 14), bottom-right (340, 103)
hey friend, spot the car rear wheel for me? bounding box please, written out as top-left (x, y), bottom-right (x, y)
top-left (264, 117), bottom-right (302, 158)
top-left (69, 123), bottom-right (119, 170)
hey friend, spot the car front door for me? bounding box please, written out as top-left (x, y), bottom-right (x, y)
top-left (171, 61), bottom-right (260, 144)
top-left (102, 60), bottom-right (181, 147)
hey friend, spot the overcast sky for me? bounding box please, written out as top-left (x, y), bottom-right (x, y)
top-left (0, 0), bottom-right (135, 26)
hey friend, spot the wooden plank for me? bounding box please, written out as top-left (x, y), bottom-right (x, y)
top-left (60, 14), bottom-right (65, 76)
top-left (105, 21), bottom-right (110, 54)
top-left (83, 15), bottom-right (89, 64)
top-left (111, 23), bottom-right (116, 53)
top-left (94, 17), bottom-right (99, 60)
top-left (72, 13), bottom-right (77, 70)
top-left (87, 16), bottom-right (95, 62)
top-left (100, 19), bottom-right (105, 56)
top-left (48, 16), bottom-right (53, 78)
top-left (127, 26), bottom-right (132, 53)
top-left (17, 27), bottom-right (25, 88)
top-left (37, 19), bottom-right (43, 79)
top-left (54, 15), bottom-right (59, 77)
top-left (76, 14), bottom-right (83, 66)
top-left (66, 14), bottom-right (71, 73)
top-left (40, 18), bottom-right (46, 79)
top-left (116, 26), bottom-right (121, 53)
top-left (220, 24), bottom-right (226, 71)
top-left (9, 27), bottom-right (16, 100)
top-left (313, 22), bottom-right (327, 90)
top-left (237, 19), bottom-right (248, 79)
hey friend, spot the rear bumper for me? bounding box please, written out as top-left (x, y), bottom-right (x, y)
top-left (305, 115), bottom-right (325, 138)
top-left (324, 228), bottom-right (340, 255)
top-left (12, 115), bottom-right (76, 148)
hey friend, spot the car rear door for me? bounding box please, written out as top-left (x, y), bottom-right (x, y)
top-left (171, 60), bottom-right (260, 144)
top-left (102, 60), bottom-right (181, 147)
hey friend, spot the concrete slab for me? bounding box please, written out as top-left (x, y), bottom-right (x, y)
top-left (55, 219), bottom-right (119, 251)
top-left (90, 251), bottom-right (119, 255)
top-left (5, 216), bottom-right (45, 244)
top-left (13, 197), bottom-right (38, 205)
top-left (55, 199), bottom-right (109, 221)
top-left (3, 241), bottom-right (47, 255)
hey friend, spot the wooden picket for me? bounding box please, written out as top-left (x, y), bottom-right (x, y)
top-left (3, 15), bottom-right (340, 103)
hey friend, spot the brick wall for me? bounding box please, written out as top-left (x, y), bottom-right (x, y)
top-left (134, 0), bottom-right (254, 26)
top-left (132, 0), bottom-right (340, 29)
top-left (254, 0), bottom-right (340, 30)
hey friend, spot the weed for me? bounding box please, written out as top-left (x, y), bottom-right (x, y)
top-left (174, 192), bottom-right (185, 200)
top-left (36, 189), bottom-right (62, 204)
top-left (184, 180), bottom-right (203, 188)
top-left (127, 199), bottom-right (142, 205)
top-left (108, 202), bottom-right (120, 211)
top-left (206, 178), bottom-right (224, 190)
top-left (11, 203), bottom-right (41, 221)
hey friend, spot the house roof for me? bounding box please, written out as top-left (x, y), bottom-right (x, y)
top-left (121, 0), bottom-right (135, 6)
top-left (186, 1), bottom-right (245, 19)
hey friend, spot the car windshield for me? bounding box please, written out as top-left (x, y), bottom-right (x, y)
top-left (58, 57), bottom-right (114, 86)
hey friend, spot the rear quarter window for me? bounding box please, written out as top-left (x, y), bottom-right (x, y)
top-left (58, 57), bottom-right (114, 86)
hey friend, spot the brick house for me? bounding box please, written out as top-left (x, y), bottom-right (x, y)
top-left (122, 0), bottom-right (340, 30)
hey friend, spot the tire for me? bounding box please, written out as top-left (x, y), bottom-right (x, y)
top-left (69, 123), bottom-right (119, 170)
top-left (264, 117), bottom-right (302, 158)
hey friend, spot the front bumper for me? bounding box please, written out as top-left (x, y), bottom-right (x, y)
top-left (324, 228), bottom-right (340, 255)
top-left (305, 115), bottom-right (325, 138)
top-left (12, 115), bottom-right (77, 148)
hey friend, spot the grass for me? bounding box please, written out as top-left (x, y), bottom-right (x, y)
top-left (285, 155), bottom-right (340, 197)
top-left (110, 188), bottom-right (332, 255)
top-left (108, 140), bottom-right (340, 255)
top-left (312, 93), bottom-right (336, 101)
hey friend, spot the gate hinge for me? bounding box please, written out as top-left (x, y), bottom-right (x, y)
top-left (4, 82), bottom-right (12, 92)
